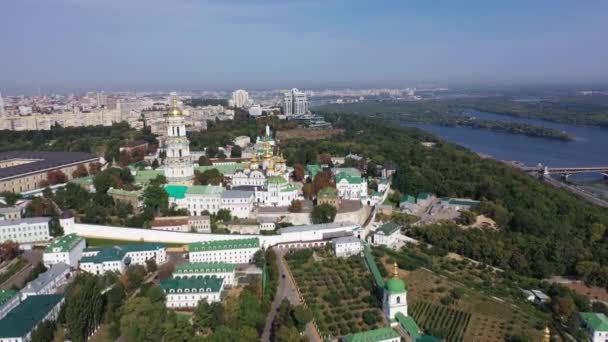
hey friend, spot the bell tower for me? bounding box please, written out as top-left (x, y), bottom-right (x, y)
top-left (383, 262), bottom-right (408, 322)
top-left (164, 95), bottom-right (193, 184)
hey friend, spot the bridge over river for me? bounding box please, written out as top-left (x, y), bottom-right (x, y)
top-left (521, 165), bottom-right (608, 178)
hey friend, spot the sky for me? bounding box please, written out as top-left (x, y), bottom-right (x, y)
top-left (1, 0), bottom-right (607, 94)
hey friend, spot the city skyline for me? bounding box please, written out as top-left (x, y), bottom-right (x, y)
top-left (1, 0), bottom-right (608, 94)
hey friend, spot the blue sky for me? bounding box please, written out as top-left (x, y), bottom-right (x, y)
top-left (1, 0), bottom-right (607, 93)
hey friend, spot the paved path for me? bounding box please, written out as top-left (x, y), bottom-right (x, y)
top-left (261, 248), bottom-right (321, 342)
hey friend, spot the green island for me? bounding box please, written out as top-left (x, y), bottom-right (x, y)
top-left (315, 101), bottom-right (575, 140)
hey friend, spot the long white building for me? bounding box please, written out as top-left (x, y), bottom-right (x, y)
top-left (0, 217), bottom-right (50, 246)
top-left (161, 276), bottom-right (224, 308)
top-left (283, 88), bottom-right (308, 115)
top-left (43, 233), bottom-right (86, 268)
top-left (188, 238), bottom-right (259, 264)
top-left (20, 262), bottom-right (71, 300)
top-left (173, 262), bottom-right (236, 287)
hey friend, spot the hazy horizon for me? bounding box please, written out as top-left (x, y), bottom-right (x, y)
top-left (2, 0), bottom-right (608, 94)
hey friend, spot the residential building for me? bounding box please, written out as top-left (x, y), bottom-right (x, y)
top-left (580, 312), bottom-right (608, 342)
top-left (283, 88), bottom-right (308, 115)
top-left (107, 188), bottom-right (142, 213)
top-left (226, 220), bottom-right (261, 234)
top-left (164, 96), bottom-right (194, 183)
top-left (43, 233), bottom-right (86, 268)
top-left (231, 89), bottom-right (250, 108)
top-left (231, 170), bottom-right (267, 187)
top-left (277, 222), bottom-right (362, 245)
top-left (335, 172), bottom-right (368, 202)
top-left (151, 216), bottom-right (190, 232)
top-left (189, 216), bottom-right (211, 233)
top-left (0, 217), bottom-right (50, 245)
top-left (416, 193), bottom-right (435, 207)
top-left (371, 222), bottom-right (401, 246)
top-left (80, 246), bottom-right (128, 275)
top-left (0, 290), bottom-right (19, 320)
top-left (440, 198), bottom-right (480, 211)
top-left (121, 243), bottom-right (166, 266)
top-left (342, 327), bottom-right (401, 342)
top-left (173, 262), bottom-right (236, 286)
top-left (0, 206), bottom-right (22, 220)
top-left (161, 276), bottom-right (224, 308)
top-left (318, 187), bottom-right (339, 208)
top-left (331, 236), bottom-right (363, 257)
top-left (0, 151), bottom-right (99, 193)
top-left (188, 238), bottom-right (259, 264)
top-left (256, 176), bottom-right (299, 207)
top-left (165, 185), bottom-right (225, 216)
top-left (0, 294), bottom-right (64, 342)
top-left (221, 190), bottom-right (254, 218)
top-left (399, 195), bottom-right (417, 213)
top-left (20, 262), bottom-right (71, 300)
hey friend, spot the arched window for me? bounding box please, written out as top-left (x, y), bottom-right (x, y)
top-left (179, 149), bottom-right (182, 157)
top-left (396, 296), bottom-right (401, 304)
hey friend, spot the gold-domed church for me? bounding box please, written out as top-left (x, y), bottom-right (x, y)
top-left (163, 96), bottom-right (194, 184)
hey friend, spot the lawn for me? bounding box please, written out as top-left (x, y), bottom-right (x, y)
top-left (0, 257), bottom-right (28, 285)
top-left (374, 247), bottom-right (549, 342)
top-left (285, 249), bottom-right (385, 338)
top-left (85, 237), bottom-right (184, 248)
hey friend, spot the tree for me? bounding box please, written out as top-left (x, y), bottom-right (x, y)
top-left (275, 326), bottom-right (300, 342)
top-left (458, 210), bottom-right (476, 225)
top-left (293, 164), bottom-right (305, 181)
top-left (217, 150), bottom-right (227, 159)
top-left (120, 297), bottom-right (165, 342)
top-left (145, 258), bottom-right (158, 273)
top-left (0, 191), bottom-right (22, 205)
top-left (288, 199), bottom-right (302, 213)
top-left (198, 155), bottom-right (212, 166)
top-left (151, 159), bottom-right (160, 169)
top-left (310, 203), bottom-right (337, 224)
top-left (292, 305), bottom-right (313, 331)
top-left (88, 162), bottom-right (102, 175)
top-left (205, 146), bottom-right (219, 158)
top-left (72, 164), bottom-right (89, 178)
top-left (312, 170), bottom-right (333, 194)
top-left (319, 153), bottom-right (333, 166)
top-left (230, 145), bottom-right (242, 158)
top-left (46, 170), bottom-right (68, 185)
top-left (215, 208), bottom-right (232, 222)
top-left (64, 273), bottom-right (104, 342)
top-left (193, 299), bottom-right (212, 333)
top-left (0, 240), bottom-right (20, 261)
top-left (194, 169), bottom-right (224, 186)
top-left (302, 183), bottom-right (314, 200)
top-left (362, 310), bottom-right (378, 325)
top-left (143, 184), bottom-right (169, 215)
top-left (123, 264), bottom-right (146, 291)
top-left (31, 320), bottom-right (56, 342)
top-left (552, 296), bottom-right (577, 320)
top-left (149, 174), bottom-right (167, 186)
top-left (25, 197), bottom-right (57, 217)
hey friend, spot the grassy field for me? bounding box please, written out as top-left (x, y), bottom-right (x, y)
top-left (285, 249), bottom-right (384, 338)
top-left (375, 248), bottom-right (549, 342)
top-left (0, 257), bottom-right (28, 285)
top-left (85, 237), bottom-right (184, 248)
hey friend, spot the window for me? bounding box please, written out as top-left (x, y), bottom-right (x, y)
top-left (396, 296), bottom-right (400, 304)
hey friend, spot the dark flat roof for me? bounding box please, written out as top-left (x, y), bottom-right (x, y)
top-left (0, 151), bottom-right (98, 180)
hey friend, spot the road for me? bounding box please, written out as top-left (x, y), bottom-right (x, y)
top-left (542, 175), bottom-right (608, 208)
top-left (261, 248), bottom-right (321, 342)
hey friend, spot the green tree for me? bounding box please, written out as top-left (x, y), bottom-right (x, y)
top-left (275, 325), bottom-right (301, 342)
top-left (143, 184), bottom-right (169, 215)
top-left (215, 209), bottom-right (232, 222)
top-left (310, 203), bottom-right (337, 224)
top-left (64, 273), bottom-right (104, 342)
top-left (198, 155), bottom-right (212, 166)
top-left (193, 299), bottom-right (212, 333)
top-left (120, 297), bottom-right (166, 342)
top-left (194, 169), bottom-right (224, 185)
top-left (0, 191), bottom-right (22, 206)
top-left (31, 320), bottom-right (56, 342)
top-left (292, 305), bottom-right (313, 331)
top-left (145, 258), bottom-right (158, 273)
top-left (458, 210), bottom-right (476, 225)
top-left (125, 264), bottom-right (146, 291)
top-left (230, 145), bottom-right (242, 158)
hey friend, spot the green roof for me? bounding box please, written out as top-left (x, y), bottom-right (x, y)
top-left (333, 168), bottom-right (361, 177)
top-left (399, 194), bottom-right (416, 204)
top-left (80, 246), bottom-right (127, 264)
top-left (45, 233), bottom-right (83, 253)
top-left (160, 276), bottom-right (223, 293)
top-left (395, 312), bottom-right (421, 339)
top-left (134, 169), bottom-right (164, 184)
top-left (189, 238), bottom-right (259, 253)
top-left (120, 243), bottom-right (165, 253)
top-left (0, 294), bottom-right (64, 338)
top-left (0, 289), bottom-right (17, 307)
top-left (196, 163), bottom-right (245, 176)
top-left (280, 183), bottom-right (299, 192)
top-left (306, 164), bottom-right (321, 178)
top-left (336, 172), bottom-right (364, 185)
top-left (580, 312), bottom-right (608, 331)
top-left (164, 185), bottom-right (188, 199)
top-left (69, 175), bottom-right (94, 185)
top-left (447, 199), bottom-right (480, 207)
top-left (174, 262), bottom-right (235, 274)
top-left (377, 222), bottom-right (400, 235)
top-left (417, 335), bottom-right (441, 342)
top-left (363, 245), bottom-right (385, 288)
top-left (417, 192), bottom-right (432, 200)
top-left (386, 277), bottom-right (406, 293)
top-left (343, 327), bottom-right (400, 342)
top-left (186, 185), bottom-right (224, 196)
top-left (318, 187), bottom-right (338, 198)
top-left (107, 187), bottom-right (142, 198)
top-left (267, 176), bottom-right (287, 185)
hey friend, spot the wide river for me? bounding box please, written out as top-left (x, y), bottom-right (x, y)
top-left (403, 110), bottom-right (608, 170)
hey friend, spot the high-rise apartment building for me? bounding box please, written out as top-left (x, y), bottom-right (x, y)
top-left (231, 89), bottom-right (250, 108)
top-left (0, 92), bottom-right (4, 116)
top-left (282, 88), bottom-right (308, 115)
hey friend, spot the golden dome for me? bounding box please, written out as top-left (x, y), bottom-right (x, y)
top-left (167, 96), bottom-right (183, 116)
top-left (543, 326), bottom-right (550, 342)
top-left (251, 154), bottom-right (259, 162)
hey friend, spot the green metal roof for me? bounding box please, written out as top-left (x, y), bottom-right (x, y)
top-left (68, 175), bottom-right (94, 185)
top-left (306, 164), bottom-right (321, 178)
top-left (196, 163), bottom-right (245, 176)
top-left (120, 243), bottom-right (165, 253)
top-left (386, 277), bottom-right (406, 293)
top-left (0, 294), bottom-right (64, 338)
top-left (399, 194), bottom-right (416, 204)
top-left (447, 199), bottom-right (480, 207)
top-left (363, 245), bottom-right (385, 288)
top-left (45, 233), bottom-right (83, 253)
top-left (318, 186), bottom-right (338, 198)
top-left (189, 238), bottom-right (259, 253)
top-left (107, 187), bottom-right (142, 198)
top-left (174, 262), bottom-right (235, 274)
top-left (134, 169), bottom-right (164, 184)
top-left (267, 176), bottom-right (287, 185)
top-left (164, 185), bottom-right (188, 199)
top-left (395, 312), bottom-right (421, 339)
top-left (377, 222), bottom-right (400, 235)
top-left (417, 192), bottom-right (432, 200)
top-left (333, 167), bottom-right (361, 177)
top-left (160, 276), bottom-right (223, 293)
top-left (580, 312), bottom-right (608, 331)
top-left (336, 172), bottom-right (364, 185)
top-left (0, 289), bottom-right (17, 307)
top-left (186, 185), bottom-right (224, 196)
top-left (343, 327), bottom-right (400, 342)
top-left (80, 246), bottom-right (127, 264)
top-left (417, 335), bottom-right (441, 342)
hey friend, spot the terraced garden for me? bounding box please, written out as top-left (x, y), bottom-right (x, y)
top-left (410, 302), bottom-right (470, 342)
top-left (285, 249), bottom-right (385, 338)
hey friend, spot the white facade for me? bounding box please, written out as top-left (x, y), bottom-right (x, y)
top-left (231, 89), bottom-right (250, 108)
top-left (164, 97), bottom-right (194, 183)
top-left (43, 234), bottom-right (86, 268)
top-left (221, 190), bottom-right (254, 219)
top-left (383, 287), bottom-right (408, 321)
top-left (189, 216), bottom-right (211, 233)
top-left (79, 247), bottom-right (128, 275)
top-left (173, 265), bottom-right (236, 287)
top-left (371, 223), bottom-right (401, 247)
top-left (336, 177), bottom-right (368, 201)
top-left (0, 217), bottom-right (50, 245)
top-left (331, 236), bottom-right (363, 258)
top-left (255, 178), bottom-right (299, 207)
top-left (189, 246), bottom-right (258, 264)
top-left (20, 262), bottom-right (70, 300)
top-left (124, 245), bottom-right (167, 266)
top-left (283, 88), bottom-right (308, 115)
top-left (231, 170), bottom-right (266, 187)
top-left (0, 295), bottom-right (64, 342)
top-left (163, 284), bottom-right (223, 308)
